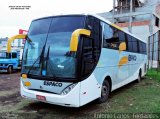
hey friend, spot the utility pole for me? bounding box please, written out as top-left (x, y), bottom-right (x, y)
top-left (112, 0), bottom-right (116, 23)
top-left (129, 0), bottom-right (133, 33)
top-left (158, 32), bottom-right (160, 69)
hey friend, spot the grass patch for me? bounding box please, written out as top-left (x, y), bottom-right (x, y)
top-left (97, 78), bottom-right (160, 114)
top-left (147, 69), bottom-right (160, 81)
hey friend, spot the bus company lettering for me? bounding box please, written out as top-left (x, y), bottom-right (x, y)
top-left (44, 81), bottom-right (63, 87)
top-left (128, 55), bottom-right (137, 61)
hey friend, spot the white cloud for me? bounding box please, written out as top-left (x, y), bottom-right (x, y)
top-left (0, 0), bottom-right (113, 37)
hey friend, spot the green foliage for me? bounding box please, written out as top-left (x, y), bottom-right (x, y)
top-left (147, 69), bottom-right (160, 81)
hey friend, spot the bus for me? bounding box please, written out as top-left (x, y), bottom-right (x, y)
top-left (13, 14), bottom-right (147, 107)
top-left (0, 49), bottom-right (23, 73)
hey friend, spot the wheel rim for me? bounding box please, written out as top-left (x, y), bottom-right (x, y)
top-left (102, 85), bottom-right (108, 98)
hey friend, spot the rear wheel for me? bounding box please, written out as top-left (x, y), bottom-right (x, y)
top-left (97, 80), bottom-right (110, 103)
top-left (137, 70), bottom-right (142, 83)
top-left (7, 66), bottom-right (13, 74)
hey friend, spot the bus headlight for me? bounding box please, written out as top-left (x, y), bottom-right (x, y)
top-left (61, 83), bottom-right (77, 95)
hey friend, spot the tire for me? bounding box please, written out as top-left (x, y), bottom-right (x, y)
top-left (97, 80), bottom-right (110, 103)
top-left (7, 66), bottom-right (13, 74)
top-left (137, 70), bottom-right (142, 83)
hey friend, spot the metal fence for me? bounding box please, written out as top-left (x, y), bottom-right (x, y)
top-left (148, 31), bottom-right (160, 70)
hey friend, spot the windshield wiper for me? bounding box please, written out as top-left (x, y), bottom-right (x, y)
top-left (26, 18), bottom-right (55, 77)
top-left (27, 45), bottom-right (56, 79)
top-left (45, 46), bottom-right (56, 77)
top-left (26, 56), bottom-right (40, 75)
top-left (27, 29), bottom-right (48, 75)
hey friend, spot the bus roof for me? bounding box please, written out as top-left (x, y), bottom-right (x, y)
top-left (31, 14), bottom-right (145, 44)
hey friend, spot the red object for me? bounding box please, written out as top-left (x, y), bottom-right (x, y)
top-left (19, 29), bottom-right (28, 44)
top-left (19, 29), bottom-right (28, 34)
top-left (116, 20), bottom-right (150, 27)
top-left (36, 95), bottom-right (46, 101)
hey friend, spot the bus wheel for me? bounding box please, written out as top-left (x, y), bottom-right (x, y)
top-left (7, 66), bottom-right (13, 74)
top-left (97, 80), bottom-right (110, 103)
top-left (137, 70), bottom-right (142, 83)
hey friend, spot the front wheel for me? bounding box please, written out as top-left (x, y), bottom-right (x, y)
top-left (7, 66), bottom-right (13, 74)
top-left (97, 80), bottom-right (110, 103)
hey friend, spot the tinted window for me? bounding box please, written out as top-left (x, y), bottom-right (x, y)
top-left (127, 34), bottom-right (132, 52)
top-left (28, 18), bottom-right (52, 35)
top-left (12, 53), bottom-right (17, 58)
top-left (101, 22), bottom-right (145, 54)
top-left (139, 41), bottom-right (146, 54)
top-left (7, 53), bottom-right (11, 58)
top-left (139, 41), bottom-right (143, 53)
top-left (103, 23), bottom-right (119, 49)
top-left (49, 16), bottom-right (85, 33)
top-left (87, 16), bottom-right (102, 50)
top-left (132, 38), bottom-right (138, 52)
top-left (118, 31), bottom-right (125, 42)
top-left (142, 43), bottom-right (147, 54)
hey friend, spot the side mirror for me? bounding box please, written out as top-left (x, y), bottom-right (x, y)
top-left (119, 42), bottom-right (126, 53)
top-left (70, 29), bottom-right (91, 52)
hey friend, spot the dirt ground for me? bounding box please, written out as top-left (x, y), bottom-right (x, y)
top-left (0, 72), bottom-right (160, 119)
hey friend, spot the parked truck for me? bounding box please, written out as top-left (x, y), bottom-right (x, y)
top-left (0, 49), bottom-right (23, 73)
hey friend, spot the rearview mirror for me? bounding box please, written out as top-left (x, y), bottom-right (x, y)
top-left (7, 34), bottom-right (27, 53)
top-left (70, 29), bottom-right (91, 52)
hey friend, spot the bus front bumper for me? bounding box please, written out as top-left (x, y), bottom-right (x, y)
top-left (20, 82), bottom-right (80, 107)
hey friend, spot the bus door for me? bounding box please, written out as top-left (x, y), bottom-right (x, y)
top-left (77, 16), bottom-right (102, 78)
top-left (77, 16), bottom-right (102, 105)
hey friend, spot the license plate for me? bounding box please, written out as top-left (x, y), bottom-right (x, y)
top-left (36, 95), bottom-right (46, 101)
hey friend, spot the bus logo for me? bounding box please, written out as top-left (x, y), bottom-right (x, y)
top-left (44, 81), bottom-right (63, 87)
top-left (128, 55), bottom-right (137, 61)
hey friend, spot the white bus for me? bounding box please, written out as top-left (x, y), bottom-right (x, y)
top-left (19, 14), bottom-right (147, 107)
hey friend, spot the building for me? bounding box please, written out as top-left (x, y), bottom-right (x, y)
top-left (12, 29), bottom-right (28, 48)
top-left (0, 37), bottom-right (8, 48)
top-left (98, 0), bottom-right (160, 68)
top-left (0, 29), bottom-right (27, 50)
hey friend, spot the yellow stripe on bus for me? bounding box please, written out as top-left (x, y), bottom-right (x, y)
top-left (111, 23), bottom-right (123, 31)
top-left (118, 56), bottom-right (128, 68)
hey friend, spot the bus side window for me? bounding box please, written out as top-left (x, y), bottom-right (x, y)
top-left (118, 30), bottom-right (126, 43)
top-left (118, 30), bottom-right (127, 50)
top-left (132, 37), bottom-right (138, 53)
top-left (6, 53), bottom-right (11, 59)
top-left (142, 42), bottom-right (147, 54)
top-left (139, 41), bottom-right (143, 54)
top-left (12, 53), bottom-right (17, 58)
top-left (139, 41), bottom-right (146, 54)
top-left (103, 23), bottom-right (119, 50)
top-left (127, 34), bottom-right (133, 52)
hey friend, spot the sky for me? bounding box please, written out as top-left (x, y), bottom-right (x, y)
top-left (0, 0), bottom-right (113, 38)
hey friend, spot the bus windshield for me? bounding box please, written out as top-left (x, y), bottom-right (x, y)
top-left (22, 16), bottom-right (85, 79)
